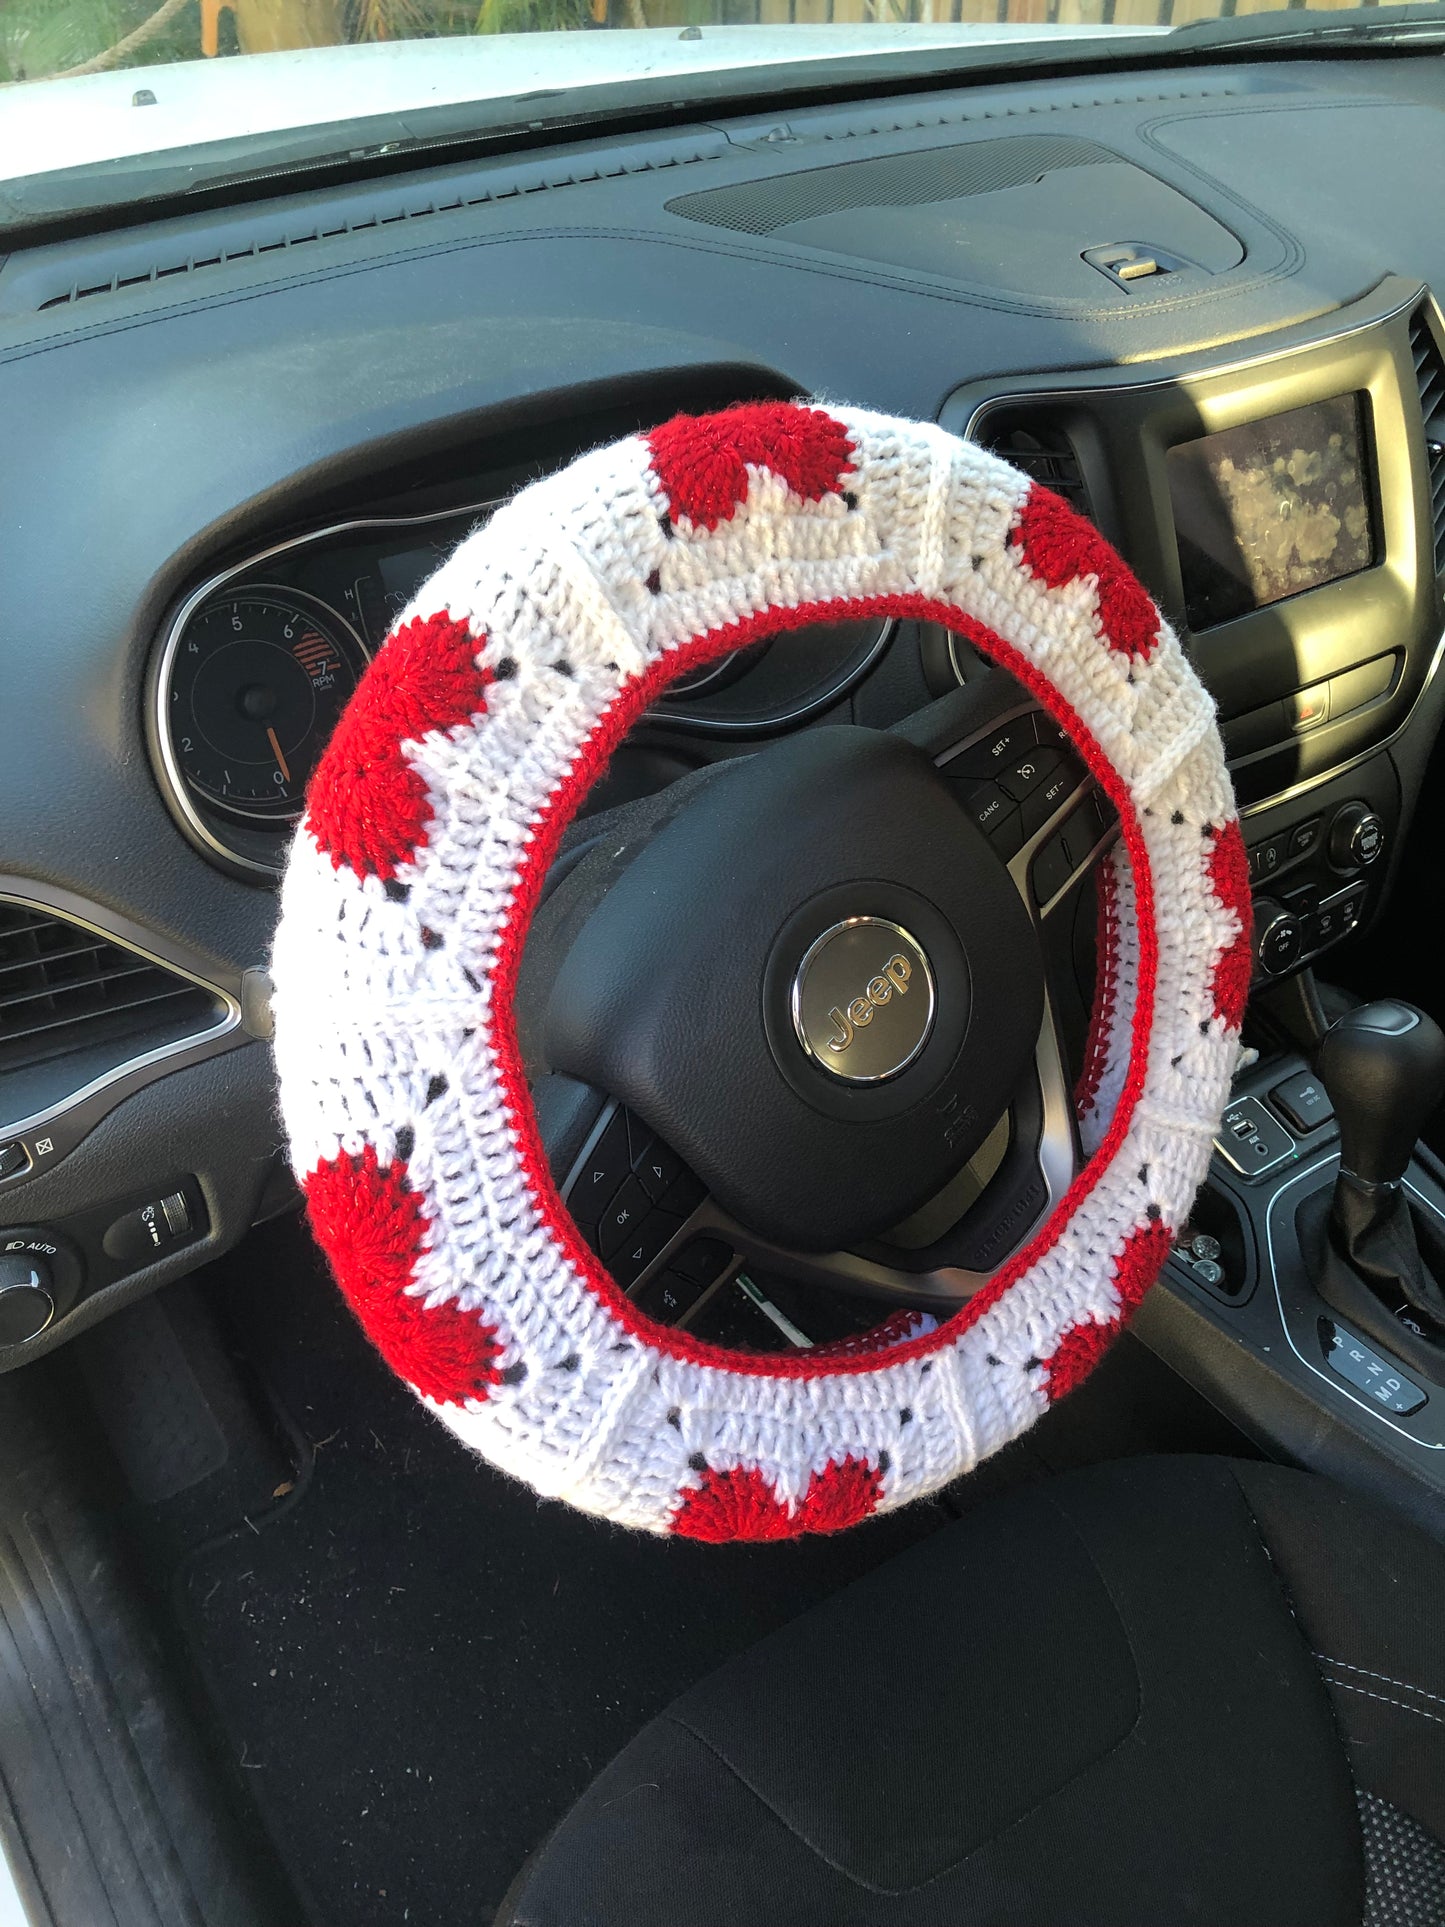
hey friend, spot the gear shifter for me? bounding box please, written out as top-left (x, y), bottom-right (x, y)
top-left (1309, 1001), bottom-right (1445, 1378)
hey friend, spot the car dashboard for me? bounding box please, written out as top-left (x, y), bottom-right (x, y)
top-left (4, 41), bottom-right (1445, 1514)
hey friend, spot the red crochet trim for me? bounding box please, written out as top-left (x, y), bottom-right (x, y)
top-left (1205, 820), bottom-right (1254, 1030)
top-left (307, 611), bottom-right (492, 882)
top-left (646, 402), bottom-right (855, 533)
top-left (1041, 1219), bottom-right (1173, 1401)
top-left (483, 589), bottom-right (1160, 1383)
top-left (671, 1455), bottom-right (884, 1542)
top-left (1075, 856), bottom-right (1120, 1120)
top-left (1011, 486), bottom-right (1161, 661)
top-left (304, 1144), bottom-right (501, 1405)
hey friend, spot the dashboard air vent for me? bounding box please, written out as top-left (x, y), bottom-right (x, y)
top-left (0, 903), bottom-right (221, 1076)
top-left (979, 418), bottom-right (1093, 523)
top-left (1409, 305), bottom-right (1445, 576)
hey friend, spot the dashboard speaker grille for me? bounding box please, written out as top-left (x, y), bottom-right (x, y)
top-left (1409, 305), bottom-right (1445, 575)
top-left (0, 903), bottom-right (221, 1075)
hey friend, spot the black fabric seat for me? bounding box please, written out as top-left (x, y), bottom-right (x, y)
top-left (500, 1457), bottom-right (1445, 1927)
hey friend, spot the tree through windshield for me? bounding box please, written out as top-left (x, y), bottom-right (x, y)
top-left (1, 0), bottom-right (1438, 83)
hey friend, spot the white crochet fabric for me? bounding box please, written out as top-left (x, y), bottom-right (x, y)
top-left (271, 401), bottom-right (1249, 1543)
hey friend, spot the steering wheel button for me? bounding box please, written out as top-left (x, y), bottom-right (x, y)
top-left (609, 1208), bottom-right (681, 1288)
top-left (632, 1267), bottom-right (709, 1324)
top-left (959, 780), bottom-right (1012, 837)
top-left (568, 1111), bottom-right (631, 1225)
top-left (947, 718), bottom-right (1038, 781)
top-left (1021, 758), bottom-right (1082, 836)
top-left (669, 1237), bottom-right (734, 1286)
top-left (997, 746), bottom-right (1061, 805)
top-left (598, 1177), bottom-right (651, 1259)
top-left (1030, 833), bottom-right (1074, 909)
top-left (633, 1134), bottom-right (683, 1202)
top-left (660, 1166), bottom-right (706, 1220)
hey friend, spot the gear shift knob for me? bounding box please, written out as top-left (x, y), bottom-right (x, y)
top-left (1317, 1001), bottom-right (1445, 1188)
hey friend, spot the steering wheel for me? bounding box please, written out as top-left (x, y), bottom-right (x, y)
top-left (271, 402), bottom-right (1248, 1542)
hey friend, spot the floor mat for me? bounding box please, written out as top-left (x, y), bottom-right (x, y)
top-left (176, 1220), bottom-right (952, 1927)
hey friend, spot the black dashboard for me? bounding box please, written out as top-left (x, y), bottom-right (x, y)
top-left (4, 43), bottom-right (1445, 1403)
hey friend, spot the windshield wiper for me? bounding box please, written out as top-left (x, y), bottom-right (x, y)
top-left (1169, 1), bottom-right (1445, 54)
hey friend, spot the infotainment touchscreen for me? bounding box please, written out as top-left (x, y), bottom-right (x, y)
top-left (1166, 394), bottom-right (1377, 631)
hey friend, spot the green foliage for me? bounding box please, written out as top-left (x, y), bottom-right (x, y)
top-left (474, 0), bottom-right (590, 30)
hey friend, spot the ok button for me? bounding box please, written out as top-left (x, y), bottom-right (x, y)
top-left (997, 748), bottom-right (1061, 805)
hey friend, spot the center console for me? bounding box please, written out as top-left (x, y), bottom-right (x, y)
top-left (944, 275), bottom-right (1445, 1526)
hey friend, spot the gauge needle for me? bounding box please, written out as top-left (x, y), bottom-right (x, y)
top-left (267, 726), bottom-right (292, 784)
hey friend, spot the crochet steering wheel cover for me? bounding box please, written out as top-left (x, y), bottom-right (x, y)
top-left (272, 401), bottom-right (1247, 1542)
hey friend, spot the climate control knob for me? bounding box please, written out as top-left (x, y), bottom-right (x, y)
top-left (1327, 802), bottom-right (1384, 873)
top-left (0, 1249), bottom-right (54, 1345)
top-left (1254, 898), bottom-right (1304, 977)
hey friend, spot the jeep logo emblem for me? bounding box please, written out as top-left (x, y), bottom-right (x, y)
top-left (790, 918), bottom-right (936, 1085)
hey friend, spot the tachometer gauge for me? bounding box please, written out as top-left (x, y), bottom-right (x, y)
top-left (165, 589), bottom-right (366, 822)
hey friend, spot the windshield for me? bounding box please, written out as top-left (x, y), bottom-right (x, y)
top-left (3, 0), bottom-right (1443, 226)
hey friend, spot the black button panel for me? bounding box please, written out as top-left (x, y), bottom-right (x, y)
top-left (940, 710), bottom-right (1111, 914)
top-left (1246, 793), bottom-right (1388, 979)
top-left (563, 1102), bottom-right (719, 1311)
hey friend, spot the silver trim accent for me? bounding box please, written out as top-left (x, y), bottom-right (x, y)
top-left (1263, 1152), bottom-right (1443, 1451)
top-left (151, 498), bottom-right (502, 878)
top-left (956, 284), bottom-right (1421, 444)
top-left (789, 917), bottom-right (935, 1085)
top-left (0, 884), bottom-right (245, 1150)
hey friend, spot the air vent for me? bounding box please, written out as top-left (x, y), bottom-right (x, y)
top-left (0, 903), bottom-right (221, 1076)
top-left (979, 417), bottom-right (1093, 523)
top-left (1409, 304), bottom-right (1445, 576)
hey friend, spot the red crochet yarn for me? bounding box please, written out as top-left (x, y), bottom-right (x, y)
top-left (1206, 821), bottom-right (1254, 1029)
top-left (671, 1455), bottom-right (884, 1542)
top-left (307, 611), bottom-right (492, 881)
top-left (1011, 486), bottom-right (1160, 661)
top-left (1041, 1218), bottom-right (1173, 1400)
top-left (647, 402), bottom-right (855, 533)
top-left (304, 1144), bottom-right (501, 1405)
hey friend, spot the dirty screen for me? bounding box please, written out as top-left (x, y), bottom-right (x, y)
top-left (1168, 393), bottom-right (1376, 631)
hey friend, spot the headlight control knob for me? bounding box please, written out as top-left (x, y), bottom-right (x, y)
top-left (1327, 801), bottom-right (1384, 873)
top-left (0, 1248), bottom-right (55, 1345)
top-left (1254, 899), bottom-right (1304, 977)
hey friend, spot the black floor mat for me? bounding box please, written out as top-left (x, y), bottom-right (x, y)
top-left (110, 1215), bottom-right (1254, 1927)
top-left (172, 1221), bottom-right (952, 1927)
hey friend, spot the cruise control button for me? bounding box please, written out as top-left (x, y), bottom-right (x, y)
top-left (947, 718), bottom-right (1039, 781)
top-left (1031, 713), bottom-right (1071, 752)
top-left (1269, 1069), bottom-right (1334, 1135)
top-left (997, 746), bottom-right (1061, 806)
top-left (568, 1110), bottom-right (631, 1228)
top-left (959, 780), bottom-right (1014, 840)
top-left (1022, 756), bottom-right (1084, 836)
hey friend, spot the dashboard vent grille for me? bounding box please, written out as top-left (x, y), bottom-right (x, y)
top-left (979, 418), bottom-right (1093, 523)
top-left (1410, 305), bottom-right (1445, 576)
top-left (0, 903), bottom-right (221, 1075)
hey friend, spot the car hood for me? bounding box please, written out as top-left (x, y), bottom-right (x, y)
top-left (0, 23), bottom-right (1161, 184)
